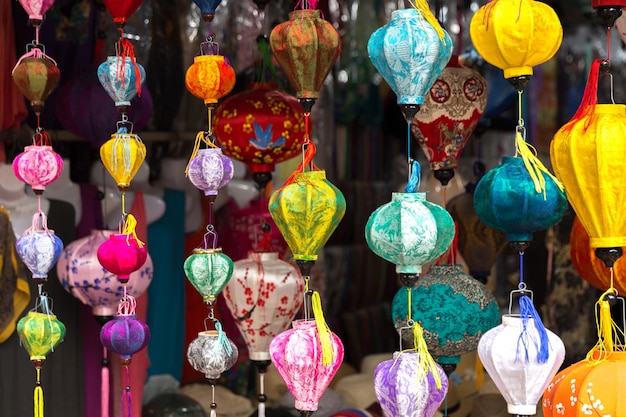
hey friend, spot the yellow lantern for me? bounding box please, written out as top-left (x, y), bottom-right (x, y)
top-left (469, 0), bottom-right (562, 89)
top-left (100, 128), bottom-right (147, 192)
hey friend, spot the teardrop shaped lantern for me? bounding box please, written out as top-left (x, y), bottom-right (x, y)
top-left (192, 0), bottom-right (222, 22)
top-left (469, 0), bottom-right (562, 90)
top-left (12, 140), bottom-right (64, 194)
top-left (103, 0), bottom-right (144, 28)
top-left (184, 248), bottom-right (234, 305)
top-left (97, 55), bottom-right (146, 110)
top-left (368, 5), bottom-right (453, 120)
top-left (186, 147), bottom-right (234, 197)
top-left (16, 211), bottom-right (64, 285)
top-left (185, 53), bottom-right (236, 106)
top-left (551, 59), bottom-right (626, 268)
top-left (97, 215), bottom-right (148, 284)
top-left (18, 0), bottom-right (56, 26)
top-left (100, 126), bottom-right (147, 192)
top-left (12, 54), bottom-right (61, 115)
top-left (474, 156), bottom-right (567, 246)
top-left (269, 8), bottom-right (341, 112)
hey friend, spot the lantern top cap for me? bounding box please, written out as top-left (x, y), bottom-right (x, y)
top-left (288, 9), bottom-right (321, 19)
top-left (391, 192), bottom-right (427, 202)
top-left (193, 54), bottom-right (226, 63)
top-left (295, 170), bottom-right (326, 182)
top-left (192, 248), bottom-right (223, 254)
top-left (198, 330), bottom-right (219, 337)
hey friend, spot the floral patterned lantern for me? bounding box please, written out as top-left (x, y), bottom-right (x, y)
top-left (97, 214), bottom-right (148, 284)
top-left (185, 52), bottom-right (235, 107)
top-left (12, 135), bottom-right (64, 194)
top-left (184, 248), bottom-right (234, 305)
top-left (186, 147), bottom-right (234, 198)
top-left (97, 55), bottom-right (145, 111)
top-left (15, 211), bottom-right (63, 285)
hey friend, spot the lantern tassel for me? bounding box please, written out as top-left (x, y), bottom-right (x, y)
top-left (122, 214), bottom-right (144, 247)
top-left (586, 288), bottom-right (624, 362)
top-left (404, 161), bottom-right (421, 193)
top-left (34, 368), bottom-right (44, 417)
top-left (121, 365), bottom-right (133, 417)
top-left (311, 291), bottom-right (334, 365)
top-left (562, 59), bottom-right (601, 132)
top-left (213, 320), bottom-right (233, 356)
top-left (515, 131), bottom-right (563, 197)
top-left (408, 0), bottom-right (446, 39)
top-left (102, 348), bottom-right (110, 417)
top-left (518, 295), bottom-right (549, 363)
top-left (407, 322), bottom-right (443, 389)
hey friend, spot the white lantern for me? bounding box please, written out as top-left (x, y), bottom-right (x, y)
top-left (478, 314), bottom-right (565, 416)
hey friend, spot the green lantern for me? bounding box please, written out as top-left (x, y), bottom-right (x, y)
top-left (183, 248), bottom-right (234, 304)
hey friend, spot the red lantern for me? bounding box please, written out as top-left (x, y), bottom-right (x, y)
top-left (97, 233), bottom-right (148, 284)
top-left (214, 82), bottom-right (305, 177)
top-left (411, 55), bottom-right (487, 185)
top-left (103, 0), bottom-right (144, 27)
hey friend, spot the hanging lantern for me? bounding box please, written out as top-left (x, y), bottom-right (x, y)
top-left (100, 126), bottom-right (147, 192)
top-left (592, 0), bottom-right (626, 28)
top-left (103, 0), bottom-right (144, 28)
top-left (97, 56), bottom-right (145, 111)
top-left (469, 0), bottom-right (562, 91)
top-left (551, 59), bottom-right (626, 268)
top-left (392, 264), bottom-right (500, 367)
top-left (478, 302), bottom-right (566, 416)
top-left (474, 156), bottom-right (567, 247)
top-left (186, 147), bottom-right (234, 198)
top-left (214, 82), bottom-right (306, 187)
top-left (192, 0), bottom-right (222, 22)
top-left (97, 215), bottom-right (148, 284)
top-left (12, 140), bottom-right (64, 194)
top-left (184, 248), bottom-right (234, 305)
top-left (269, 8), bottom-right (341, 112)
top-left (270, 292), bottom-right (344, 416)
top-left (12, 52), bottom-right (61, 115)
top-left (17, 0), bottom-right (56, 26)
top-left (56, 230), bottom-right (153, 323)
top-left (368, 4), bottom-right (453, 120)
top-left (100, 307), bottom-right (150, 361)
top-left (15, 211), bottom-right (64, 285)
top-left (187, 325), bottom-right (239, 380)
top-left (411, 55), bottom-right (488, 186)
top-left (185, 53), bottom-right (236, 106)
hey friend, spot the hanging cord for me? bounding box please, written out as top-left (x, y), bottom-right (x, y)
top-left (102, 347), bottom-right (110, 417)
top-left (121, 365), bottom-right (133, 417)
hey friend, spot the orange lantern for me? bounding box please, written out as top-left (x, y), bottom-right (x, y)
top-left (185, 52), bottom-right (236, 106)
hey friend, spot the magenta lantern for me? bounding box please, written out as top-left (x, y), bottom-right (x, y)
top-left (18, 0), bottom-right (56, 25)
top-left (12, 144), bottom-right (64, 194)
top-left (187, 147), bottom-right (234, 197)
top-left (97, 233), bottom-right (148, 284)
top-left (100, 312), bottom-right (150, 361)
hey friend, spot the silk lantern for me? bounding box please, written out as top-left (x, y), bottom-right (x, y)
top-left (184, 248), bottom-right (234, 305)
top-left (393, 264), bottom-right (500, 367)
top-left (98, 56), bottom-right (145, 110)
top-left (474, 156), bottom-right (567, 246)
top-left (16, 211), bottom-right (64, 285)
top-left (469, 0), bottom-right (562, 91)
top-left (103, 0), bottom-right (144, 27)
top-left (270, 292), bottom-right (344, 416)
top-left (478, 302), bottom-right (566, 416)
top-left (551, 59), bottom-right (626, 268)
top-left (12, 51), bottom-right (60, 115)
top-left (214, 82), bottom-right (306, 188)
top-left (411, 56), bottom-right (487, 185)
top-left (12, 141), bottom-right (64, 194)
top-left (18, 0), bottom-right (56, 25)
top-left (269, 8), bottom-right (341, 112)
top-left (368, 4), bottom-right (453, 120)
top-left (192, 0), bottom-right (222, 22)
top-left (592, 0), bottom-right (626, 28)
top-left (100, 126), bottom-right (147, 192)
top-left (97, 214), bottom-right (148, 284)
top-left (186, 147), bottom-right (234, 197)
top-left (185, 53), bottom-right (236, 106)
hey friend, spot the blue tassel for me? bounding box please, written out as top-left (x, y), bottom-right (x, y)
top-left (404, 161), bottom-right (421, 193)
top-left (517, 295), bottom-right (550, 363)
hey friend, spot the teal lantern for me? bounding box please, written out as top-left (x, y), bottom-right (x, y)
top-left (183, 248), bottom-right (234, 305)
top-left (367, 4), bottom-right (453, 120)
top-left (473, 156), bottom-right (567, 247)
top-left (392, 264), bottom-right (500, 367)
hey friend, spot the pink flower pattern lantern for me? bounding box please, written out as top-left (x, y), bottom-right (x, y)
top-left (13, 141), bottom-right (64, 194)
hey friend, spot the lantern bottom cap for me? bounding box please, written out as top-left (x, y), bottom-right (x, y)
top-left (250, 351), bottom-right (271, 361)
top-left (507, 404), bottom-right (536, 415)
top-left (294, 401), bottom-right (318, 412)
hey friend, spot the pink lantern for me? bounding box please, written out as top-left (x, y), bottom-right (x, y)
top-left (13, 143), bottom-right (64, 194)
top-left (97, 231), bottom-right (148, 284)
top-left (18, 0), bottom-right (56, 25)
top-left (56, 230), bottom-right (153, 320)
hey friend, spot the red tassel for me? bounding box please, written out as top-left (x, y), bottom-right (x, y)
top-left (116, 38), bottom-right (142, 97)
top-left (562, 59), bottom-right (601, 132)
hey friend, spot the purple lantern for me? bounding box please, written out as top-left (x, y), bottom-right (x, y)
top-left (100, 313), bottom-right (150, 361)
top-left (186, 147), bottom-right (234, 197)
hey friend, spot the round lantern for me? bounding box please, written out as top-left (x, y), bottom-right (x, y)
top-left (187, 328), bottom-right (239, 380)
top-left (12, 55), bottom-right (60, 115)
top-left (97, 232), bottom-right (148, 284)
top-left (411, 55), bottom-right (488, 185)
top-left (269, 8), bottom-right (341, 112)
top-left (17, 0), bottom-right (56, 25)
top-left (270, 319), bottom-right (344, 414)
top-left (365, 192), bottom-right (455, 286)
top-left (474, 156), bottom-right (567, 245)
top-left (103, 0), bottom-right (144, 28)
top-left (469, 0), bottom-right (562, 90)
top-left (374, 351), bottom-right (448, 417)
top-left (100, 313), bottom-right (150, 361)
top-left (17, 310), bottom-right (66, 363)
top-left (185, 54), bottom-right (236, 106)
top-left (99, 127), bottom-right (147, 192)
top-left (368, 6), bottom-right (453, 120)
top-left (447, 190), bottom-right (508, 283)
top-left (214, 82), bottom-right (306, 184)
top-left (12, 144), bottom-right (64, 194)
top-left (186, 148), bottom-right (234, 197)
top-left (392, 264), bottom-right (500, 366)
top-left (16, 213), bottom-right (64, 284)
top-left (478, 314), bottom-right (566, 416)
top-left (97, 55), bottom-right (145, 110)
top-left (192, 0), bottom-right (222, 22)
top-left (183, 248), bottom-right (234, 304)
top-left (56, 230), bottom-right (153, 321)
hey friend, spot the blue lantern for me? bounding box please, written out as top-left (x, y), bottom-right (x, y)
top-left (15, 212), bottom-right (64, 285)
top-left (192, 0), bottom-right (222, 22)
top-left (473, 155), bottom-right (567, 244)
top-left (367, 5), bottom-right (453, 120)
top-left (97, 55), bottom-right (146, 109)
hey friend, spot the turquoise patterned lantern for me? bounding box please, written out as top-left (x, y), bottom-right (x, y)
top-left (183, 248), bottom-right (234, 305)
top-left (367, 4), bottom-right (453, 120)
top-left (97, 55), bottom-right (145, 110)
top-left (473, 156), bottom-right (567, 245)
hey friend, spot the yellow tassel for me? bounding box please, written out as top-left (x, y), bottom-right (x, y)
top-left (122, 214), bottom-right (144, 247)
top-left (515, 131), bottom-right (564, 197)
top-left (408, 0), bottom-right (446, 39)
top-left (586, 288), bottom-right (625, 363)
top-left (185, 132), bottom-right (219, 176)
top-left (475, 351), bottom-right (484, 390)
top-left (34, 384), bottom-right (44, 417)
top-left (311, 291), bottom-right (334, 365)
top-left (407, 322), bottom-right (443, 389)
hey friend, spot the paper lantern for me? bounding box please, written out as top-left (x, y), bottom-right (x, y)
top-left (447, 190), bottom-right (508, 283)
top-left (17, 0), bottom-right (56, 24)
top-left (411, 56), bottom-right (487, 185)
top-left (103, 0), bottom-right (144, 27)
top-left (15, 212), bottom-right (64, 284)
top-left (13, 144), bottom-right (64, 194)
top-left (374, 351), bottom-right (448, 417)
top-left (97, 56), bottom-right (145, 110)
top-left (17, 310), bottom-right (66, 362)
top-left (184, 248), bottom-right (234, 304)
top-left (100, 313), bottom-right (150, 361)
top-left (392, 264), bottom-right (500, 365)
top-left (187, 327), bottom-right (239, 380)
top-left (479, 312), bottom-right (566, 416)
top-left (270, 317), bottom-right (344, 414)
top-left (185, 54), bottom-right (236, 106)
top-left (469, 0), bottom-right (562, 89)
top-left (99, 127), bottom-right (147, 192)
top-left (186, 148), bottom-right (234, 197)
top-left (269, 8), bottom-right (341, 111)
top-left (12, 55), bottom-right (60, 115)
top-left (474, 156), bottom-right (567, 245)
top-left (56, 230), bottom-right (153, 321)
top-left (97, 232), bottom-right (147, 284)
top-left (192, 0), bottom-right (222, 22)
top-left (268, 170), bottom-right (346, 265)
top-left (551, 60), bottom-right (626, 267)
top-left (214, 82), bottom-right (306, 179)
top-left (368, 5), bottom-right (453, 120)
top-left (365, 192), bottom-right (455, 284)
